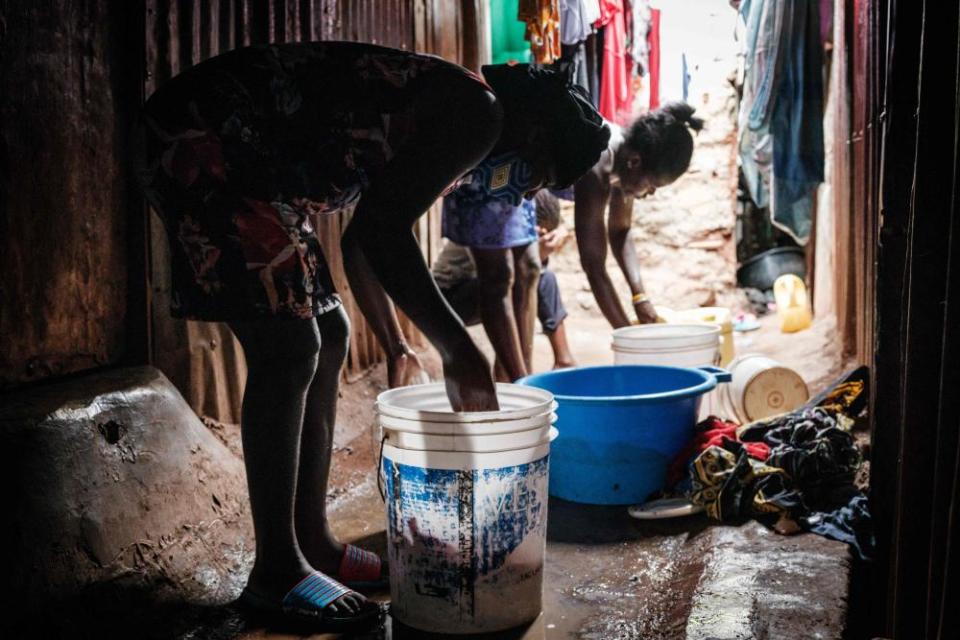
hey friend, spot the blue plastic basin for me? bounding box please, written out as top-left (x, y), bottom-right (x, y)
top-left (518, 365), bottom-right (729, 505)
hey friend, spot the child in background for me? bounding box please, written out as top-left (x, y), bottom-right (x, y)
top-left (433, 190), bottom-right (576, 370)
top-left (533, 190), bottom-right (576, 369)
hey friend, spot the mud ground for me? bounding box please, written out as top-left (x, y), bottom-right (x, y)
top-left (44, 356), bottom-right (845, 640)
top-left (24, 336), bottom-right (850, 640)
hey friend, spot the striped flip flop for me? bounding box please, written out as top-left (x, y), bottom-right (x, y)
top-left (239, 571), bottom-right (384, 632)
top-left (337, 544), bottom-right (389, 590)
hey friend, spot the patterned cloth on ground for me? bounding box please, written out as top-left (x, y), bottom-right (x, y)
top-left (684, 367), bottom-right (875, 560)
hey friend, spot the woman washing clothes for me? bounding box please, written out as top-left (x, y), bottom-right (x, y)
top-left (574, 101), bottom-right (704, 326)
top-left (139, 42), bottom-right (609, 632)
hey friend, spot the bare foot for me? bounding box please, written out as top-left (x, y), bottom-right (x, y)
top-left (387, 349), bottom-right (430, 388)
top-left (553, 359), bottom-right (576, 370)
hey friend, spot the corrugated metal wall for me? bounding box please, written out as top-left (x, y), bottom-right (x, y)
top-left (869, 0), bottom-right (960, 637)
top-left (143, 0), bottom-right (468, 421)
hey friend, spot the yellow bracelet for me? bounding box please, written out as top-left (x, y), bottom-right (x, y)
top-left (632, 292), bottom-right (649, 305)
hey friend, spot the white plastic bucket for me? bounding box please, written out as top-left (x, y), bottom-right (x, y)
top-left (722, 354), bottom-right (810, 422)
top-left (376, 382), bottom-right (555, 421)
top-left (611, 324), bottom-right (722, 418)
top-left (611, 324), bottom-right (721, 367)
top-left (377, 383), bottom-right (557, 635)
top-left (666, 307), bottom-right (736, 366)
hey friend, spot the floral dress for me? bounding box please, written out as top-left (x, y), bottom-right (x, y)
top-left (139, 42), bottom-right (479, 320)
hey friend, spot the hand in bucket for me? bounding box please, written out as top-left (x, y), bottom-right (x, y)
top-left (443, 342), bottom-right (499, 412)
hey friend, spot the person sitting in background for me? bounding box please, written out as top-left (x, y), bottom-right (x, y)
top-left (575, 101), bottom-right (704, 326)
top-left (532, 190), bottom-right (576, 369)
top-left (433, 190), bottom-right (576, 371)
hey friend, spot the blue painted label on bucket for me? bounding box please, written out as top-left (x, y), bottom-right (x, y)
top-left (384, 455), bottom-right (549, 633)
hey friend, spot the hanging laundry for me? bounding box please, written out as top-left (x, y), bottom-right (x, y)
top-left (583, 0), bottom-right (601, 26)
top-left (557, 0), bottom-right (599, 94)
top-left (519, 0), bottom-right (562, 64)
top-left (625, 0), bottom-right (652, 78)
top-left (737, 0), bottom-right (785, 211)
top-left (595, 0), bottom-right (633, 124)
top-left (769, 0), bottom-right (824, 243)
top-left (647, 6), bottom-right (660, 109)
top-left (737, 0), bottom-right (824, 244)
top-left (559, 43), bottom-right (590, 92)
top-left (820, 0), bottom-right (834, 47)
top-left (560, 0), bottom-right (600, 45)
top-left (586, 31), bottom-right (602, 107)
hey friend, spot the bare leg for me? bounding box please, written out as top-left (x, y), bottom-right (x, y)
top-left (293, 306), bottom-right (352, 574)
top-left (229, 316), bottom-right (366, 615)
top-left (340, 241), bottom-right (427, 388)
top-left (512, 243), bottom-right (541, 373)
top-left (472, 247), bottom-right (527, 382)
top-left (537, 267), bottom-right (576, 369)
top-left (547, 321), bottom-right (577, 369)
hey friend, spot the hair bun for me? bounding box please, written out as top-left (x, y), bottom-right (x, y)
top-left (659, 101), bottom-right (704, 132)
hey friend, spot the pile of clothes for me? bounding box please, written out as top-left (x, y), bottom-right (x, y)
top-left (670, 367), bottom-right (875, 560)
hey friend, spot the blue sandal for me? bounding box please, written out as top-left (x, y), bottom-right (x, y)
top-left (239, 571), bottom-right (385, 632)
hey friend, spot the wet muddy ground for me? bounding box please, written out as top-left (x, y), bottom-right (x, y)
top-left (26, 360), bottom-right (846, 640)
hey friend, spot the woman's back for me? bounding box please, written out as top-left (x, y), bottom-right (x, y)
top-left (143, 41), bottom-right (469, 206)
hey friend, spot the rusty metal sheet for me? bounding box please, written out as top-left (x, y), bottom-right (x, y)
top-left (0, 1), bottom-right (139, 386)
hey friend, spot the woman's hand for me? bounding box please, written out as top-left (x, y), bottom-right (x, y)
top-left (634, 299), bottom-right (659, 324)
top-left (443, 341), bottom-right (499, 412)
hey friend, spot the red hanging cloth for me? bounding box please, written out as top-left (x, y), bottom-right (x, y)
top-left (595, 0), bottom-right (633, 125)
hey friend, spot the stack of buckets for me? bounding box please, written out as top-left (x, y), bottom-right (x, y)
top-left (611, 309), bottom-right (810, 423)
top-left (376, 383), bottom-right (558, 634)
top-left (612, 323), bottom-right (726, 418)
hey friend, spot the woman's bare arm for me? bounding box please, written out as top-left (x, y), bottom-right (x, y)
top-left (574, 172), bottom-right (633, 328)
top-left (607, 188), bottom-right (657, 323)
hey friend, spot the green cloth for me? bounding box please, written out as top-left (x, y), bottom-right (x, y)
top-left (490, 0), bottom-right (531, 65)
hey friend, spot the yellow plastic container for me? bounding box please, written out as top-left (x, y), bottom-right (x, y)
top-left (773, 274), bottom-right (812, 333)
